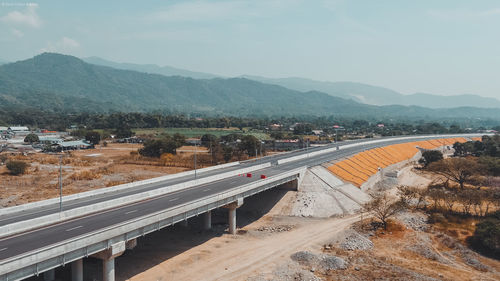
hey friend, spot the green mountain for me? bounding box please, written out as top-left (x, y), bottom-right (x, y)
top-left (242, 75), bottom-right (500, 109)
top-left (0, 53), bottom-right (499, 120)
top-left (83, 56), bottom-right (219, 80)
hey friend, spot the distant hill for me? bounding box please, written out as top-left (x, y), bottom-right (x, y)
top-left (242, 75), bottom-right (500, 109)
top-left (0, 60), bottom-right (8, 65)
top-left (83, 56), bottom-right (219, 80)
top-left (0, 53), bottom-right (499, 120)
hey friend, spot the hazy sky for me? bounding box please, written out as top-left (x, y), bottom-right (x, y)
top-left (1, 0), bottom-right (500, 98)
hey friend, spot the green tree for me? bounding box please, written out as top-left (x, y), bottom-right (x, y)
top-left (222, 145), bottom-right (233, 163)
top-left (470, 211), bottom-right (500, 258)
top-left (6, 160), bottom-right (28, 175)
top-left (24, 133), bottom-right (39, 144)
top-left (114, 126), bottom-right (134, 138)
top-left (85, 131), bottom-right (101, 145)
top-left (139, 136), bottom-right (182, 157)
top-left (419, 150), bottom-right (443, 167)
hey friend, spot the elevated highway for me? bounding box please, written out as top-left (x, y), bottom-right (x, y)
top-left (0, 134), bottom-right (484, 281)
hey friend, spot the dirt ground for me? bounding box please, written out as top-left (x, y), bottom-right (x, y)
top-left (0, 143), bottom-right (194, 207)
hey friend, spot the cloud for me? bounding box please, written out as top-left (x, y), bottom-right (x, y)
top-left (147, 0), bottom-right (299, 22)
top-left (11, 28), bottom-right (24, 38)
top-left (427, 8), bottom-right (500, 20)
top-left (40, 37), bottom-right (80, 53)
top-left (1, 5), bottom-right (42, 28)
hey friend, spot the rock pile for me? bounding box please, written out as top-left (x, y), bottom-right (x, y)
top-left (339, 231), bottom-right (374, 251)
top-left (290, 251), bottom-right (348, 273)
top-left (397, 211), bottom-right (429, 231)
top-left (257, 225), bottom-right (293, 233)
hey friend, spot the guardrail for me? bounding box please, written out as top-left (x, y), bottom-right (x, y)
top-left (0, 161), bottom-right (241, 217)
top-left (0, 166), bottom-right (306, 279)
top-left (0, 163), bottom-right (271, 238)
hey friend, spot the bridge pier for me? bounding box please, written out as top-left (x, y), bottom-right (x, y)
top-left (92, 241), bottom-right (126, 281)
top-left (223, 198), bottom-right (244, 234)
top-left (43, 269), bottom-right (55, 281)
top-left (203, 211), bottom-right (212, 230)
top-left (71, 259), bottom-right (83, 281)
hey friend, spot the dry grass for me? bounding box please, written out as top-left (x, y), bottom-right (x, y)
top-left (0, 143), bottom-right (195, 206)
top-left (322, 217), bottom-right (500, 281)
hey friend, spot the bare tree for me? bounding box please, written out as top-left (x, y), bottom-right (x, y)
top-left (442, 190), bottom-right (457, 213)
top-left (427, 157), bottom-right (481, 189)
top-left (397, 185), bottom-right (419, 207)
top-left (364, 192), bottom-right (406, 230)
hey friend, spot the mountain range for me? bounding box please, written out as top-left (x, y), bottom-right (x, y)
top-left (83, 56), bottom-right (219, 80)
top-left (81, 57), bottom-right (500, 109)
top-left (0, 53), bottom-right (499, 120)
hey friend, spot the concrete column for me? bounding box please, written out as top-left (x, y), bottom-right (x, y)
top-left (103, 258), bottom-right (115, 281)
top-left (203, 211), bottom-right (212, 230)
top-left (91, 241), bottom-right (125, 281)
top-left (43, 269), bottom-right (55, 281)
top-left (71, 259), bottom-right (83, 281)
top-left (223, 198), bottom-right (244, 235)
top-left (228, 208), bottom-right (236, 234)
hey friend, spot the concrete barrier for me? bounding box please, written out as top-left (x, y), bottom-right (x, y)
top-left (0, 166), bottom-right (306, 277)
top-left (0, 161), bottom-right (240, 217)
top-left (0, 163), bottom-right (271, 238)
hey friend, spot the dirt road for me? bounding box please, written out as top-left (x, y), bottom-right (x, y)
top-left (123, 215), bottom-right (361, 281)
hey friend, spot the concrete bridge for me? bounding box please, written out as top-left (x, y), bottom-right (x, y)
top-left (0, 134), bottom-right (484, 281)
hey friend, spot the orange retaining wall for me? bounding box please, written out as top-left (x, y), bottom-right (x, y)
top-left (328, 138), bottom-right (471, 187)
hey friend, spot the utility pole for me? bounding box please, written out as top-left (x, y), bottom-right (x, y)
top-left (59, 154), bottom-right (63, 214)
top-left (194, 142), bottom-right (197, 179)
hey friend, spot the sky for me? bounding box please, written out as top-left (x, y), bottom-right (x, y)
top-left (1, 0), bottom-right (500, 99)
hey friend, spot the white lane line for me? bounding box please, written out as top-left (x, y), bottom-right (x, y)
top-left (169, 197), bottom-right (179, 202)
top-left (203, 188), bottom-right (211, 192)
top-left (0, 247), bottom-right (7, 252)
top-left (125, 210), bottom-right (138, 215)
top-left (65, 225), bottom-right (83, 232)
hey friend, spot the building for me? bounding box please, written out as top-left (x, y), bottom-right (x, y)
top-left (311, 130), bottom-right (324, 136)
top-left (186, 138), bottom-right (202, 145)
top-left (8, 126), bottom-right (30, 137)
top-left (38, 136), bottom-right (64, 145)
top-left (51, 140), bottom-right (93, 151)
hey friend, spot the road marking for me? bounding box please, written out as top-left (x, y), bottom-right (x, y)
top-left (0, 247), bottom-right (7, 252)
top-left (125, 210), bottom-right (138, 215)
top-left (65, 225), bottom-right (83, 232)
top-left (203, 188), bottom-right (211, 192)
top-left (169, 197), bottom-right (179, 202)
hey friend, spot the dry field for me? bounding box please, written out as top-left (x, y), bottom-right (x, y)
top-left (0, 143), bottom-right (204, 207)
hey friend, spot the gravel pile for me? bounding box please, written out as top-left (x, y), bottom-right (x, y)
top-left (397, 211), bottom-right (429, 231)
top-left (290, 251), bottom-right (348, 273)
top-left (257, 225), bottom-right (293, 233)
top-left (319, 256), bottom-right (347, 270)
top-left (339, 231), bottom-right (373, 251)
top-left (290, 251), bottom-right (319, 266)
top-left (406, 243), bottom-right (448, 264)
top-left (272, 261), bottom-right (321, 281)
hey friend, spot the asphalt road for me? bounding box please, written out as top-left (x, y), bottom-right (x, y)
top-left (0, 135), bottom-right (475, 261)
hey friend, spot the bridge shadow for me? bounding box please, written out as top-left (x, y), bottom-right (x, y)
top-left (24, 186), bottom-right (292, 281)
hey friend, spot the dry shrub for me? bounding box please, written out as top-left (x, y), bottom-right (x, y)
top-left (38, 156), bottom-right (59, 165)
top-left (97, 165), bottom-right (113, 175)
top-left (69, 170), bottom-right (101, 181)
top-left (385, 219), bottom-right (406, 232)
top-left (106, 180), bottom-right (125, 187)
